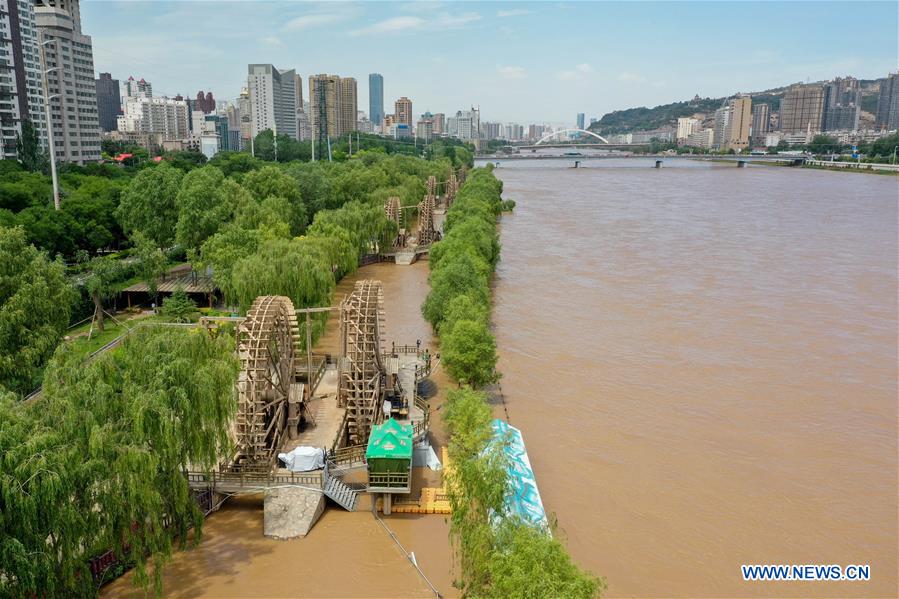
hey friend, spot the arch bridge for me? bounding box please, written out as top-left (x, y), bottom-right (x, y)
top-left (535, 128), bottom-right (610, 145)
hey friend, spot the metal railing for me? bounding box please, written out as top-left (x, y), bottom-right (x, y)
top-left (185, 469), bottom-right (323, 490)
top-left (327, 444), bottom-right (367, 469)
top-left (368, 471), bottom-right (411, 490)
top-left (413, 395), bottom-right (430, 439)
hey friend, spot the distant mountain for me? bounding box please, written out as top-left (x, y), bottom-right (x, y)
top-left (589, 77), bottom-right (885, 135)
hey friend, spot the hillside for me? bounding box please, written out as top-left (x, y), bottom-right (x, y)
top-left (590, 77), bottom-right (884, 135)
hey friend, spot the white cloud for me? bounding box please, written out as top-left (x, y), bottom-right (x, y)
top-left (497, 9), bottom-right (531, 17)
top-left (284, 13), bottom-right (345, 31)
top-left (261, 36), bottom-right (283, 46)
top-left (497, 65), bottom-right (526, 79)
top-left (556, 63), bottom-right (593, 81)
top-left (617, 71), bottom-right (646, 83)
top-left (351, 12), bottom-right (480, 36)
top-left (441, 12), bottom-right (482, 27)
top-left (351, 15), bottom-right (426, 35)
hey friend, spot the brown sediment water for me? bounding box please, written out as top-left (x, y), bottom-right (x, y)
top-left (104, 261), bottom-right (457, 598)
top-left (489, 158), bottom-right (898, 597)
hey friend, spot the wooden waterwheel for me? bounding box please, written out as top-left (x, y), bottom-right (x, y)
top-left (417, 189), bottom-right (438, 245)
top-left (233, 296), bottom-right (300, 471)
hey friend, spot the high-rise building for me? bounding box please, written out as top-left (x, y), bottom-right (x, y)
top-left (750, 103), bottom-right (770, 144)
top-left (676, 117), bottom-right (701, 140)
top-left (576, 112), bottom-right (585, 130)
top-left (123, 76), bottom-right (151, 100)
top-left (0, 0), bottom-right (47, 160)
top-left (237, 87), bottom-right (252, 144)
top-left (309, 74), bottom-right (356, 140)
top-left (395, 96), bottom-right (412, 127)
top-left (779, 83), bottom-right (824, 134)
top-left (117, 96), bottom-right (189, 140)
top-left (822, 77), bottom-right (860, 131)
top-left (875, 73), bottom-right (899, 131)
top-left (432, 112), bottom-right (445, 134)
top-left (713, 103), bottom-right (730, 148)
top-left (482, 121), bottom-right (501, 140)
top-left (369, 73), bottom-right (383, 130)
top-left (416, 119), bottom-right (433, 141)
top-left (725, 96), bottom-right (751, 151)
top-left (248, 64), bottom-right (298, 139)
top-left (293, 73), bottom-right (310, 141)
top-left (95, 73), bottom-right (120, 132)
top-left (35, 0), bottom-right (101, 163)
top-left (339, 77), bottom-right (357, 136)
top-left (454, 107), bottom-right (479, 140)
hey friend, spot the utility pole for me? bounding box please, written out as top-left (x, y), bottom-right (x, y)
top-left (39, 39), bottom-right (60, 211)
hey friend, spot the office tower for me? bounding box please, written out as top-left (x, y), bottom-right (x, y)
top-left (369, 73), bottom-right (383, 130)
top-left (309, 73), bottom-right (357, 140)
top-left (822, 77), bottom-right (860, 131)
top-left (779, 83), bottom-right (824, 134)
top-left (875, 73), bottom-right (899, 131)
top-left (248, 63), bottom-right (298, 139)
top-left (577, 112), bottom-right (585, 129)
top-left (750, 103), bottom-right (770, 143)
top-left (205, 91), bottom-right (215, 113)
top-left (725, 96), bottom-right (751, 151)
top-left (394, 96), bottom-right (412, 127)
top-left (34, 0), bottom-right (100, 163)
top-left (0, 0), bottom-right (47, 159)
top-left (339, 77), bottom-right (357, 136)
top-left (95, 73), bottom-right (120, 132)
top-left (123, 76), bottom-right (152, 99)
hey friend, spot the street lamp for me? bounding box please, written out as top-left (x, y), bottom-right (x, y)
top-left (892, 145), bottom-right (898, 165)
top-left (39, 39), bottom-right (60, 211)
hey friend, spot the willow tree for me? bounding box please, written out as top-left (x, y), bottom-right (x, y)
top-left (175, 166), bottom-right (248, 254)
top-left (0, 326), bottom-right (238, 597)
top-left (0, 226), bottom-right (75, 394)
top-left (231, 237), bottom-right (335, 313)
top-left (116, 162), bottom-right (183, 248)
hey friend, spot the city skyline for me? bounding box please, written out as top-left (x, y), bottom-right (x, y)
top-left (83, 1), bottom-right (897, 124)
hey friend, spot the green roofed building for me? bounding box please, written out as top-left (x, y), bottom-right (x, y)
top-left (366, 418), bottom-right (413, 494)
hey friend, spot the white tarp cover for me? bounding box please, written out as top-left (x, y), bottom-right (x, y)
top-left (413, 440), bottom-right (442, 470)
top-left (278, 446), bottom-right (325, 472)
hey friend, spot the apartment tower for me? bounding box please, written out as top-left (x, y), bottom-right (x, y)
top-left (0, 0), bottom-right (47, 159)
top-left (95, 72), bottom-right (120, 132)
top-left (395, 96), bottom-right (412, 127)
top-left (779, 83), bottom-right (824, 134)
top-left (875, 73), bottom-right (899, 131)
top-left (34, 0), bottom-right (100, 163)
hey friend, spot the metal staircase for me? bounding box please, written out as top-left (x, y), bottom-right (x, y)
top-left (323, 467), bottom-right (359, 512)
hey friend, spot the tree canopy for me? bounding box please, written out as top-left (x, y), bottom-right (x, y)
top-left (0, 226), bottom-right (75, 394)
top-left (117, 163), bottom-right (183, 248)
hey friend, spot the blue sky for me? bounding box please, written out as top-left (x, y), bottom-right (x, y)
top-left (83, 1), bottom-right (898, 125)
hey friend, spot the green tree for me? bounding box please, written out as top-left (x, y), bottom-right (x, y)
top-left (161, 287), bottom-right (198, 322)
top-left (175, 166), bottom-right (246, 254)
top-left (84, 256), bottom-right (121, 333)
top-left (441, 318), bottom-right (499, 387)
top-left (197, 225), bottom-right (263, 306)
top-left (15, 119), bottom-right (48, 173)
top-left (134, 231), bottom-right (169, 300)
top-left (807, 134), bottom-right (841, 155)
top-left (241, 165), bottom-right (307, 234)
top-left (0, 226), bottom-right (74, 394)
top-left (117, 163), bottom-right (184, 248)
top-left (0, 326), bottom-right (237, 597)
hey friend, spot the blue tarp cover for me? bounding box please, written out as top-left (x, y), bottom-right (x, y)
top-left (490, 419), bottom-right (549, 529)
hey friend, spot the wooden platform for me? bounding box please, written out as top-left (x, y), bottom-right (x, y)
top-left (378, 448), bottom-right (453, 515)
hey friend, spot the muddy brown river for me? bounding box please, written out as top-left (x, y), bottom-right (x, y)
top-left (106, 159), bottom-right (897, 597)
top-left (490, 158), bottom-right (897, 597)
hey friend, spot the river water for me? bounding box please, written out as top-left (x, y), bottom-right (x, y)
top-left (489, 158), bottom-right (897, 596)
top-left (105, 159), bottom-right (896, 597)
